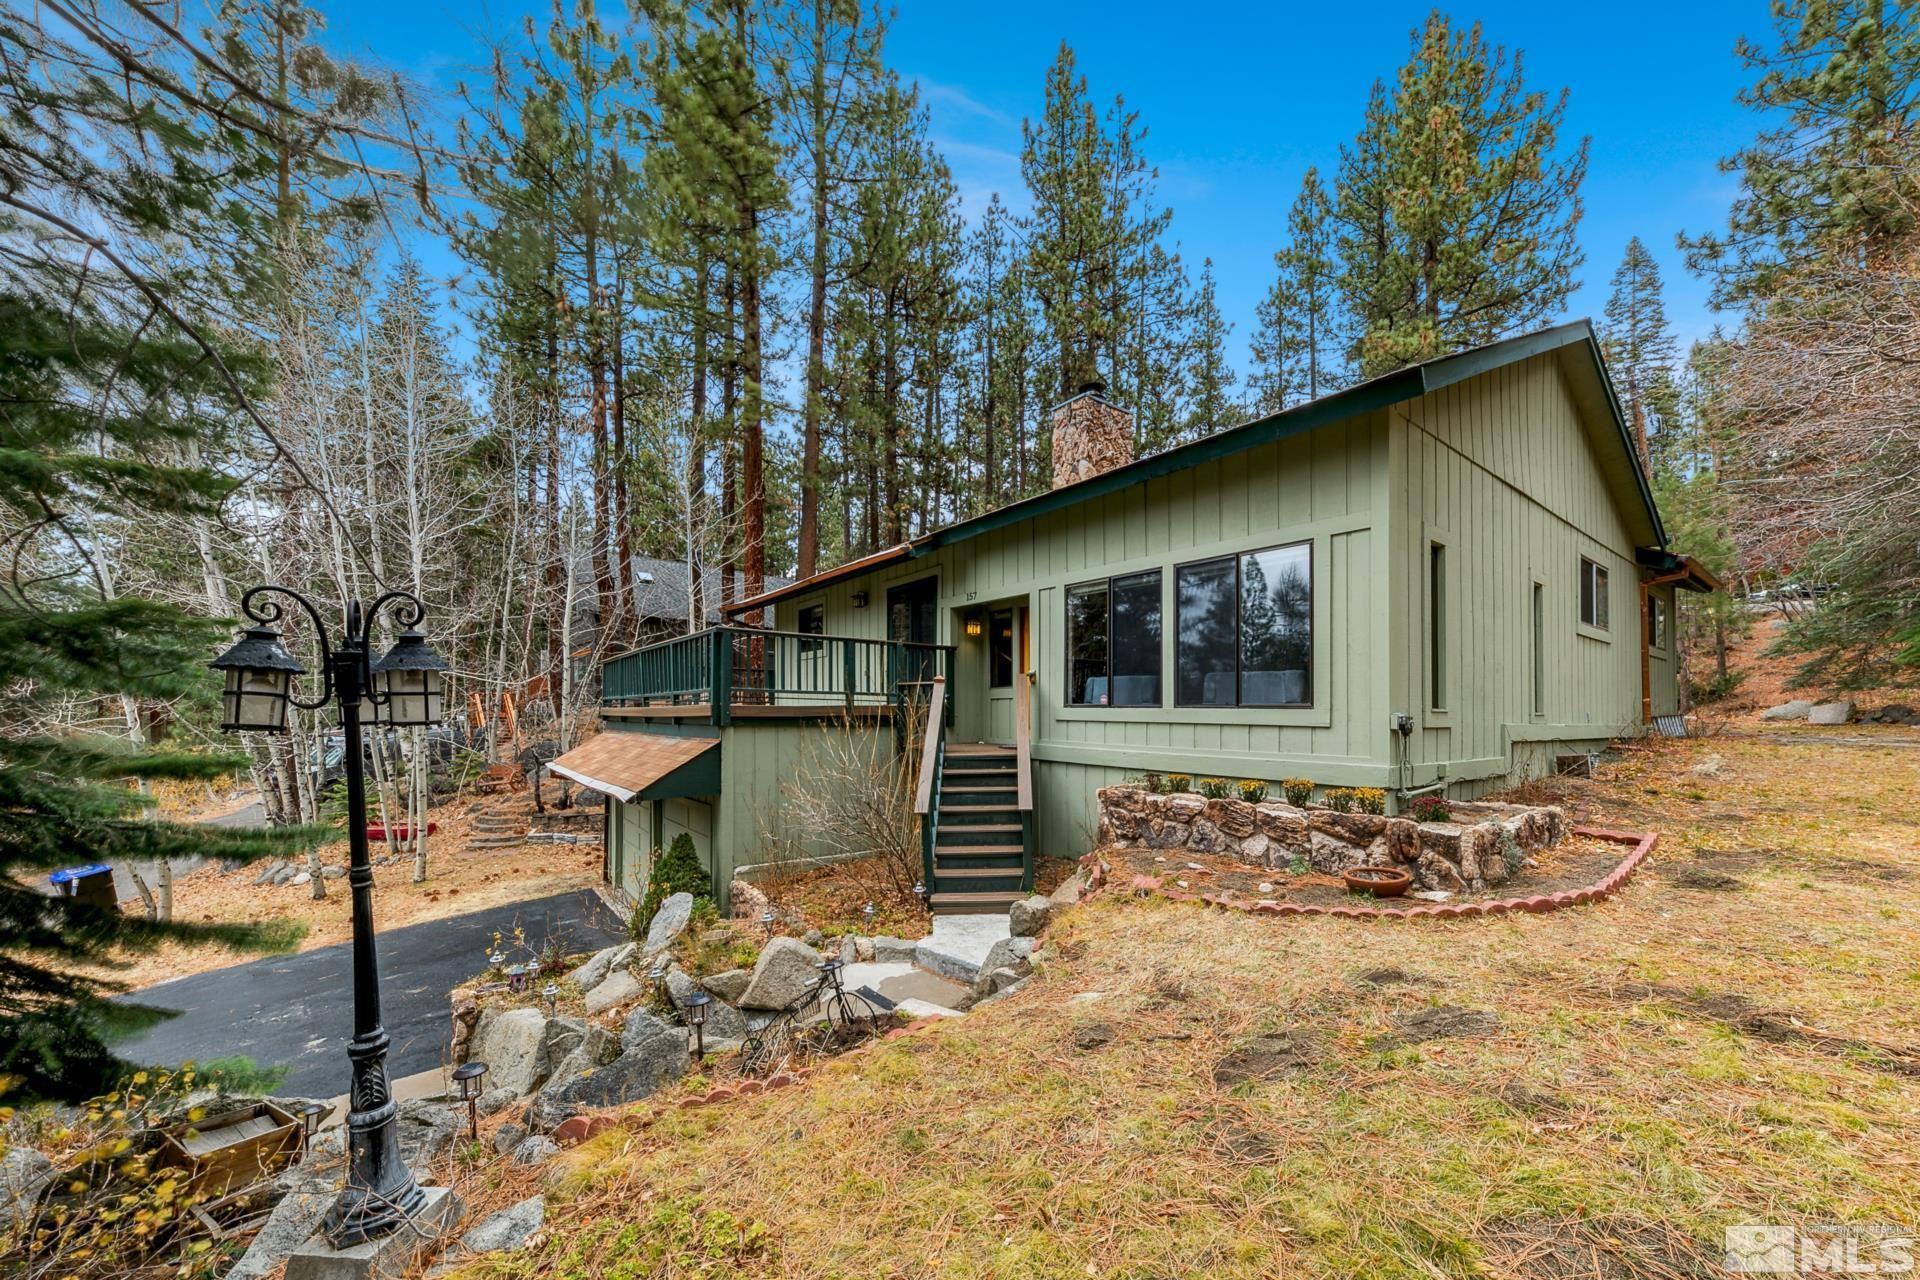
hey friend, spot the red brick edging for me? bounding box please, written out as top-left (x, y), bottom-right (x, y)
top-left (1083, 825), bottom-right (1658, 922)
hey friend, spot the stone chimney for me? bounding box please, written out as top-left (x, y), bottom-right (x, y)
top-left (1050, 377), bottom-right (1134, 489)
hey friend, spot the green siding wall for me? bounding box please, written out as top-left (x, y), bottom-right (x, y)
top-left (1391, 355), bottom-right (1656, 795)
top-left (714, 718), bottom-right (900, 890)
top-left (781, 413), bottom-right (1393, 860)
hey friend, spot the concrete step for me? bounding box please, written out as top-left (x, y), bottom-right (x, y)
top-left (929, 890), bottom-right (1024, 915)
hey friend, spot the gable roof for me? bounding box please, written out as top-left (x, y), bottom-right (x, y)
top-left (630, 555), bottom-right (795, 625)
top-left (726, 321), bottom-right (1662, 616)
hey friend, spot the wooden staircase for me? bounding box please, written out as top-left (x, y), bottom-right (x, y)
top-left (929, 744), bottom-right (1026, 915)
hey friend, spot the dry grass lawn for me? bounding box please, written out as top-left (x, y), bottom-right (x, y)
top-left (425, 727), bottom-right (1920, 1278)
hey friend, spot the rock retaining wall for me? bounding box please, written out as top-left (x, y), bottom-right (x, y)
top-left (1095, 787), bottom-right (1569, 894)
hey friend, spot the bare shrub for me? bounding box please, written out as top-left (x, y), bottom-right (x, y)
top-left (777, 719), bottom-right (922, 907)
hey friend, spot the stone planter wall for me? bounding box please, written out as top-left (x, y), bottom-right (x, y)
top-left (1095, 787), bottom-right (1569, 894)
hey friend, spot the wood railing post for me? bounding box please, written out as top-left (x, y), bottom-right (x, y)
top-left (710, 627), bottom-right (733, 727)
top-left (912, 677), bottom-right (947, 893)
top-left (1015, 669), bottom-right (1035, 891)
top-left (843, 639), bottom-right (857, 714)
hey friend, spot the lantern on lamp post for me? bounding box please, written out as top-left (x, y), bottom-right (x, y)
top-left (369, 628), bottom-right (449, 727)
top-left (209, 624), bottom-right (305, 732)
top-left (208, 584), bottom-right (450, 1246)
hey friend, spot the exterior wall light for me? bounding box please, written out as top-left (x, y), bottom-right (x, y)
top-left (964, 616), bottom-right (984, 638)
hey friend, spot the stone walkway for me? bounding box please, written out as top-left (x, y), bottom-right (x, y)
top-left (912, 914), bottom-right (1011, 983)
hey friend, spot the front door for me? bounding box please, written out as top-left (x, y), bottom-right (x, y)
top-left (887, 576), bottom-right (939, 685)
top-left (983, 604), bottom-right (1028, 745)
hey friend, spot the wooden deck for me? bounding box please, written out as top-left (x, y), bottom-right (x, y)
top-left (601, 701), bottom-right (899, 722)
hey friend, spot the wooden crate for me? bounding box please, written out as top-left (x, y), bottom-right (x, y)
top-left (156, 1101), bottom-right (302, 1198)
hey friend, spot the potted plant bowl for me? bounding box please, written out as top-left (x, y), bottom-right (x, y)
top-left (1342, 865), bottom-right (1412, 898)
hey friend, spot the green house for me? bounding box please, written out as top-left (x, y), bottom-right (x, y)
top-left (550, 321), bottom-right (1717, 915)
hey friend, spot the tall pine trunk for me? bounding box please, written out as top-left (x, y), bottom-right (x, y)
top-left (796, 0), bottom-right (830, 580)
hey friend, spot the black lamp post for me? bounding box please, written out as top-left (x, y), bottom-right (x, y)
top-left (210, 584), bottom-right (449, 1246)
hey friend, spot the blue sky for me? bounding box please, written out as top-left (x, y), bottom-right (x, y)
top-left (320, 0), bottom-right (1765, 368)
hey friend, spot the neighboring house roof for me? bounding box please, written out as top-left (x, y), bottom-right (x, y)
top-left (727, 320), bottom-right (1662, 617)
top-left (629, 555), bottom-right (795, 626)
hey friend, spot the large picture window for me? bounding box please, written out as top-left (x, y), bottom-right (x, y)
top-left (1176, 542), bottom-right (1312, 707)
top-left (1065, 571), bottom-right (1162, 706)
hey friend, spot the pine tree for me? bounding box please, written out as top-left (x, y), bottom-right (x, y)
top-left (1680, 1), bottom-right (1920, 678)
top-left (0, 4), bottom-right (324, 1098)
top-left (1600, 237), bottom-right (1680, 474)
top-left (1021, 43), bottom-right (1118, 395)
top-left (1251, 167), bottom-right (1343, 412)
top-left (1336, 13), bottom-right (1589, 375)
top-left (1684, 0), bottom-right (1920, 305)
top-left (1182, 259), bottom-right (1238, 439)
top-left (776, 0), bottom-right (886, 579)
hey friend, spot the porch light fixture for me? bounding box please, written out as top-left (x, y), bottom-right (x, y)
top-left (851, 590), bottom-right (869, 609)
top-left (369, 628), bottom-right (450, 727)
top-left (964, 615), bottom-right (984, 638)
top-left (683, 990), bottom-right (712, 1062)
top-left (209, 623), bottom-right (305, 733)
top-left (451, 1061), bottom-right (488, 1141)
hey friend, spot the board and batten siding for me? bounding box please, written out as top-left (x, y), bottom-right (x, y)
top-left (720, 719), bottom-right (899, 884)
top-left (782, 411), bottom-right (1394, 858)
top-left (1391, 353), bottom-right (1654, 794)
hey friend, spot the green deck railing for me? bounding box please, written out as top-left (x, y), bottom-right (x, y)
top-left (600, 626), bottom-right (955, 728)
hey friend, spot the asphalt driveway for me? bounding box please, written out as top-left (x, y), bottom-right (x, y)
top-left (114, 890), bottom-right (626, 1095)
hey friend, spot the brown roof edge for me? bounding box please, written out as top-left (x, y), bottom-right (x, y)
top-left (1637, 548), bottom-right (1726, 594)
top-left (547, 731), bottom-right (717, 802)
top-left (720, 542), bottom-right (919, 616)
top-left (1674, 555), bottom-right (1726, 594)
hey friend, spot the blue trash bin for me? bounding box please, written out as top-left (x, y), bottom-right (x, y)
top-left (49, 863), bottom-right (118, 910)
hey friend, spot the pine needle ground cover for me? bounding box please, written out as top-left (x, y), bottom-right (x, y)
top-left (446, 732), bottom-right (1920, 1278)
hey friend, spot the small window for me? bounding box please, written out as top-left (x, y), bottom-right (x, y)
top-left (797, 603), bottom-right (824, 655)
top-left (989, 609), bottom-right (1014, 687)
top-left (1579, 558), bottom-right (1610, 630)
top-left (1428, 543), bottom-right (1447, 710)
top-left (1531, 582), bottom-right (1545, 716)
top-left (1175, 542), bottom-right (1313, 707)
top-left (1066, 571), bottom-right (1162, 706)
top-left (1647, 594), bottom-right (1668, 650)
